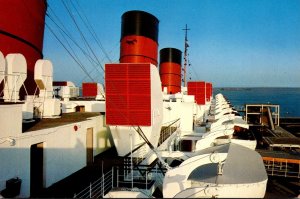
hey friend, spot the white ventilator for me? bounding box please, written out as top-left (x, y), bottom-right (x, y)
top-left (34, 59), bottom-right (61, 118)
top-left (35, 59), bottom-right (54, 98)
top-left (3, 53), bottom-right (27, 102)
top-left (0, 51), bottom-right (5, 85)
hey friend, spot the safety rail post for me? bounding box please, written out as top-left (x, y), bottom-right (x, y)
top-left (89, 182), bottom-right (92, 198)
top-left (272, 159), bottom-right (274, 176)
top-left (285, 160), bottom-right (287, 177)
top-left (112, 167), bottom-right (114, 189)
top-left (117, 167), bottom-right (119, 187)
top-left (130, 133), bottom-right (133, 189)
top-left (146, 170), bottom-right (148, 190)
top-left (102, 172), bottom-right (104, 197)
top-left (298, 162), bottom-right (300, 178)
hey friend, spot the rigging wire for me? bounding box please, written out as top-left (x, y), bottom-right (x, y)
top-left (47, 7), bottom-right (98, 67)
top-left (61, 0), bottom-right (104, 73)
top-left (133, 126), bottom-right (172, 170)
top-left (46, 7), bottom-right (105, 82)
top-left (71, 0), bottom-right (113, 63)
top-left (46, 17), bottom-right (101, 83)
top-left (45, 23), bottom-right (94, 81)
top-left (61, 0), bottom-right (105, 84)
top-left (46, 1), bottom-right (120, 85)
top-left (47, 18), bottom-right (91, 82)
top-left (188, 59), bottom-right (200, 80)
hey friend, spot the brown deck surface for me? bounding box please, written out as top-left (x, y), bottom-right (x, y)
top-left (274, 126), bottom-right (297, 138)
top-left (23, 112), bottom-right (101, 132)
top-left (264, 137), bottom-right (300, 146)
top-left (257, 149), bottom-right (300, 164)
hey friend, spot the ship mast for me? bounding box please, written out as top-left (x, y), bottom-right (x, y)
top-left (182, 24), bottom-right (190, 87)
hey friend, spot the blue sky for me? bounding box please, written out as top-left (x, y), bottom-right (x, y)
top-left (44, 0), bottom-right (300, 87)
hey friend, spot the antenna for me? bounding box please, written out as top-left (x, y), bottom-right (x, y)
top-left (182, 24), bottom-right (190, 87)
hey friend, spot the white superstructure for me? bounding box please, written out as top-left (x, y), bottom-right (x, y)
top-left (0, 51), bottom-right (113, 197)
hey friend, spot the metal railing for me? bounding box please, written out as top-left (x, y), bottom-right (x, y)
top-left (73, 168), bottom-right (114, 198)
top-left (263, 159), bottom-right (300, 178)
top-left (73, 165), bottom-right (166, 198)
top-left (159, 118), bottom-right (180, 146)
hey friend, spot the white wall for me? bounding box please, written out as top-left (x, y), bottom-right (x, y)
top-left (162, 100), bottom-right (194, 133)
top-left (0, 109), bottom-right (112, 197)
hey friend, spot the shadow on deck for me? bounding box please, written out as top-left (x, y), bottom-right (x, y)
top-left (37, 146), bottom-right (122, 198)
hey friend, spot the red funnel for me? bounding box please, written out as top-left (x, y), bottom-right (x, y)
top-left (159, 48), bottom-right (182, 94)
top-left (120, 11), bottom-right (159, 65)
top-left (0, 0), bottom-right (47, 99)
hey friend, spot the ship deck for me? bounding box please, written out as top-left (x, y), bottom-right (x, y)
top-left (23, 112), bottom-right (101, 132)
top-left (263, 137), bottom-right (300, 148)
top-left (257, 150), bottom-right (300, 163)
top-left (38, 146), bottom-right (123, 198)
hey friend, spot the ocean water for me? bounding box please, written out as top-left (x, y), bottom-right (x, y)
top-left (213, 87), bottom-right (300, 117)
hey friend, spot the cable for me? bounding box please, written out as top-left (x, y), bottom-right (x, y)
top-left (133, 126), bottom-right (172, 170)
top-left (46, 13), bottom-right (105, 84)
top-left (46, 10), bottom-right (101, 78)
top-left (45, 23), bottom-right (94, 81)
top-left (60, 0), bottom-right (105, 85)
top-left (61, 0), bottom-right (104, 73)
top-left (72, 0), bottom-right (113, 63)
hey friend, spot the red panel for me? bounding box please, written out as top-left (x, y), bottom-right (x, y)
top-left (105, 63), bottom-right (151, 126)
top-left (120, 35), bottom-right (158, 66)
top-left (211, 84), bottom-right (213, 98)
top-left (187, 81), bottom-right (206, 105)
top-left (206, 82), bottom-right (212, 102)
top-left (82, 82), bottom-right (98, 97)
top-left (159, 62), bottom-right (181, 94)
top-left (0, 0), bottom-right (46, 99)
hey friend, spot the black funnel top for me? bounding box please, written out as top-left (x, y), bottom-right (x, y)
top-left (160, 48), bottom-right (182, 65)
top-left (121, 10), bottom-right (159, 42)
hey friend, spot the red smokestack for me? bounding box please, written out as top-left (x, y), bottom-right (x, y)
top-left (159, 48), bottom-right (182, 94)
top-left (0, 0), bottom-right (47, 99)
top-left (120, 10), bottom-right (159, 65)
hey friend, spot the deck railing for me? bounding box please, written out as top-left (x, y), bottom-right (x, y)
top-left (159, 118), bottom-right (180, 146)
top-left (263, 159), bottom-right (300, 178)
top-left (73, 168), bottom-right (114, 198)
top-left (73, 165), bottom-right (166, 198)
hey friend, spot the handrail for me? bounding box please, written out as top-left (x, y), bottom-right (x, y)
top-left (74, 165), bottom-right (167, 198)
top-left (74, 168), bottom-right (114, 198)
top-left (159, 118), bottom-right (180, 146)
top-left (263, 159), bottom-right (300, 178)
top-left (162, 118), bottom-right (180, 129)
top-left (124, 142), bottom-right (146, 158)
